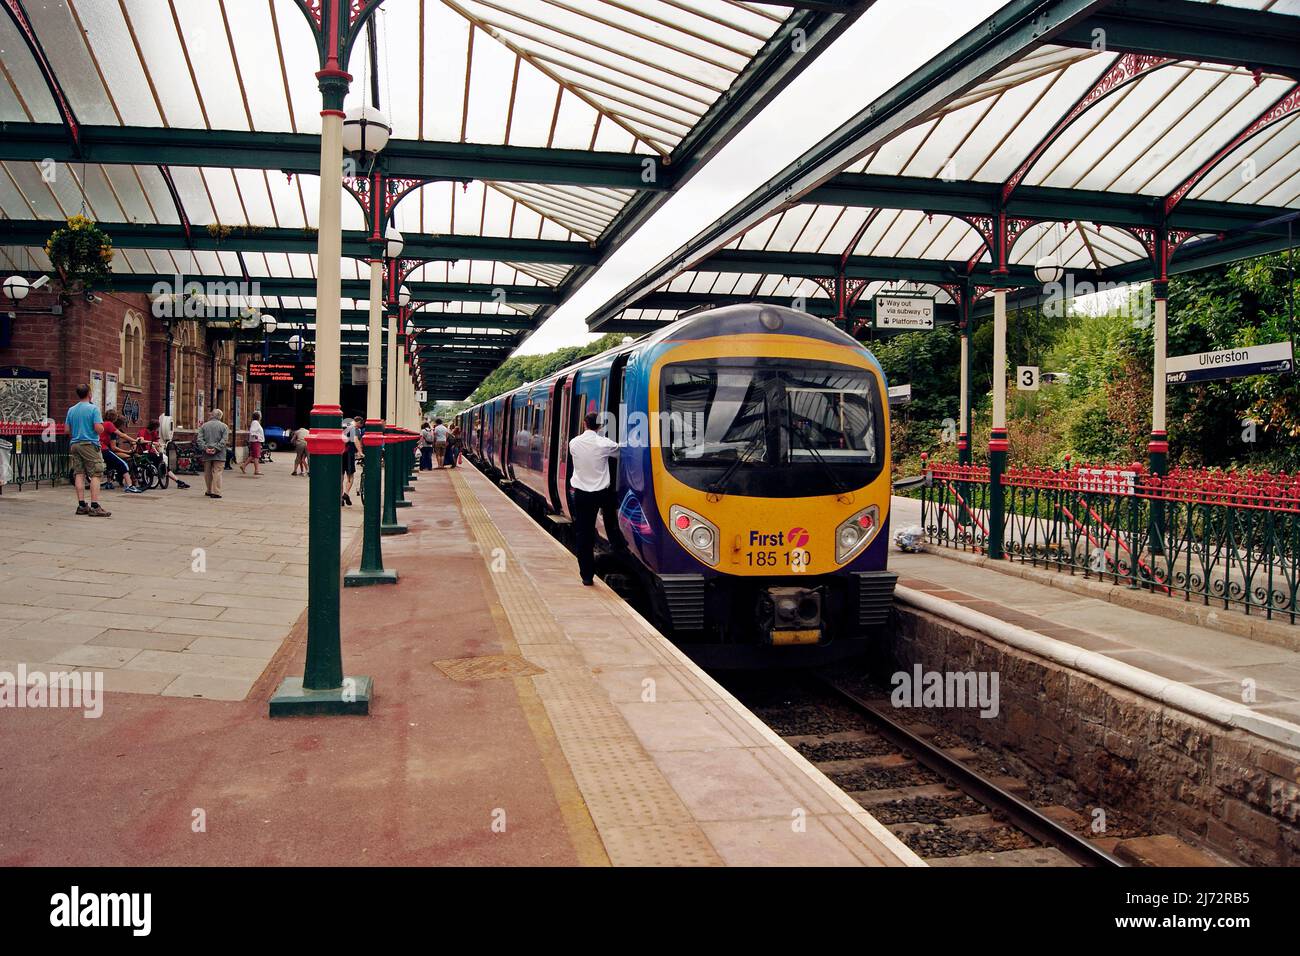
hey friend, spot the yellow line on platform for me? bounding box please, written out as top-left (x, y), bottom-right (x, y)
top-left (450, 469), bottom-right (611, 867)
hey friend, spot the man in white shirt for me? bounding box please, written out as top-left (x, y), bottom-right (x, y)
top-left (568, 412), bottom-right (625, 586)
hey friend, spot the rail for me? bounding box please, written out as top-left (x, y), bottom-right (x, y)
top-left (817, 677), bottom-right (1124, 868)
top-left (0, 420), bottom-right (70, 492)
top-left (919, 458), bottom-right (1300, 623)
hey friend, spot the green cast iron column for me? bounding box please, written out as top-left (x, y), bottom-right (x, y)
top-left (958, 293), bottom-right (973, 468)
top-left (1149, 279), bottom-right (1169, 555)
top-left (394, 336), bottom-right (412, 507)
top-left (344, 242), bottom-right (397, 585)
top-left (381, 424), bottom-right (407, 534)
top-left (270, 0), bottom-right (374, 715)
top-left (988, 288), bottom-right (1009, 560)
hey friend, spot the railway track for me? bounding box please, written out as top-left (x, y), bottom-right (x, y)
top-left (814, 677), bottom-right (1124, 867)
top-left (724, 672), bottom-right (1138, 867)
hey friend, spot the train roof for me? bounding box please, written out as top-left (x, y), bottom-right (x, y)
top-left (467, 304), bottom-right (870, 411)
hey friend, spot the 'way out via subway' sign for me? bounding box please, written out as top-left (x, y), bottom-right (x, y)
top-left (1165, 341), bottom-right (1293, 385)
top-left (875, 295), bottom-right (934, 330)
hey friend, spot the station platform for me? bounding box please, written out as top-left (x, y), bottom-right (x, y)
top-left (890, 495), bottom-right (1300, 742)
top-left (0, 461), bottom-right (920, 867)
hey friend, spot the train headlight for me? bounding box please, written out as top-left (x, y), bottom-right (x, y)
top-left (835, 505), bottom-right (880, 564)
top-left (691, 525), bottom-right (714, 552)
top-left (669, 505), bottom-right (719, 566)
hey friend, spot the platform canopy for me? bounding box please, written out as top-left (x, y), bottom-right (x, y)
top-left (0, 0), bottom-right (872, 398)
top-left (587, 0), bottom-right (1300, 332)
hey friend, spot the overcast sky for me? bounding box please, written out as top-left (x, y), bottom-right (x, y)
top-left (515, 0), bottom-right (1006, 355)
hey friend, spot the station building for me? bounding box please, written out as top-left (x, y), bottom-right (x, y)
top-left (2, 289), bottom-right (255, 436)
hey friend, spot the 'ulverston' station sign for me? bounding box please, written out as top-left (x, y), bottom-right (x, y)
top-left (1165, 341), bottom-right (1293, 385)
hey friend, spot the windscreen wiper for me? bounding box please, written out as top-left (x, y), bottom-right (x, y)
top-left (706, 432), bottom-right (765, 499)
top-left (784, 418), bottom-right (849, 497)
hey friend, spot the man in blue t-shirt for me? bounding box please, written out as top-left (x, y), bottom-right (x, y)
top-left (65, 384), bottom-right (110, 517)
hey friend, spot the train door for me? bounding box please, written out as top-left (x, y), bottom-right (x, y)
top-left (545, 376), bottom-right (563, 512)
top-left (607, 350), bottom-right (630, 490)
top-left (556, 372), bottom-right (576, 518)
top-left (501, 397), bottom-right (514, 478)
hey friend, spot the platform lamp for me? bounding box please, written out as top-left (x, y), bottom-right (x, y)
top-left (1033, 222), bottom-right (1064, 285)
top-left (342, 104), bottom-right (391, 160)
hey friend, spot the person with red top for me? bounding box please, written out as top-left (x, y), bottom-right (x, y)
top-left (136, 419), bottom-right (190, 489)
top-left (100, 413), bottom-right (144, 494)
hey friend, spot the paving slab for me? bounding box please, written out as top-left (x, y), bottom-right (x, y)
top-left (0, 466), bottom-right (360, 700)
top-left (0, 458), bottom-right (919, 867)
top-left (890, 499), bottom-right (1300, 723)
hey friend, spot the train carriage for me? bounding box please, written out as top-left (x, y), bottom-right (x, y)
top-left (458, 304), bottom-right (897, 667)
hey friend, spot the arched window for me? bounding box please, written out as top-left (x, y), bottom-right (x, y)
top-left (176, 322), bottom-right (197, 428)
top-left (120, 310), bottom-right (145, 386)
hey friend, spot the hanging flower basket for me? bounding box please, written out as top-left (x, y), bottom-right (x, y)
top-left (45, 215), bottom-right (114, 293)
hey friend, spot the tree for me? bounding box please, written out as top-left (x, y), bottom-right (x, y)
top-left (465, 332), bottom-right (629, 405)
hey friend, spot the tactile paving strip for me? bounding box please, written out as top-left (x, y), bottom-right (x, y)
top-left (451, 469), bottom-right (724, 866)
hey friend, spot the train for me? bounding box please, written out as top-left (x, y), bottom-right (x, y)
top-left (456, 303), bottom-right (897, 667)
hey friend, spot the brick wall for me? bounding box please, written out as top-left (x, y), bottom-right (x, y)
top-left (2, 289), bottom-right (154, 422)
top-left (2, 291), bottom-right (262, 436)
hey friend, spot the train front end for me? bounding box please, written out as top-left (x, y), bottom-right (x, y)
top-left (623, 304), bottom-right (897, 667)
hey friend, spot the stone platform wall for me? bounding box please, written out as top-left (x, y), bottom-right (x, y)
top-left (890, 607), bottom-right (1300, 865)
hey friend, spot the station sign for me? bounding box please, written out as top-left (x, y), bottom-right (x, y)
top-left (887, 383), bottom-right (912, 405)
top-left (1165, 341), bottom-right (1293, 385)
top-left (415, 390), bottom-right (428, 403)
top-left (351, 364), bottom-right (369, 384)
top-left (874, 295), bottom-right (934, 330)
top-left (1016, 366), bottom-right (1040, 391)
top-left (1077, 467), bottom-right (1137, 495)
top-left (248, 362), bottom-right (315, 382)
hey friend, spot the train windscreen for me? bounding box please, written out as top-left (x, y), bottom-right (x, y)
top-left (660, 358), bottom-right (884, 498)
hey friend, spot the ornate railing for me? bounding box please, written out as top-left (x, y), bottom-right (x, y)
top-left (0, 420), bottom-right (70, 491)
top-left (919, 459), bottom-right (1300, 623)
top-left (916, 462), bottom-right (992, 555)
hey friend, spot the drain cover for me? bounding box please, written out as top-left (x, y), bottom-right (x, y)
top-left (433, 654), bottom-right (546, 681)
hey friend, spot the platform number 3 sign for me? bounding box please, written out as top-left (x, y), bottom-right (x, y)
top-left (1016, 366), bottom-right (1039, 392)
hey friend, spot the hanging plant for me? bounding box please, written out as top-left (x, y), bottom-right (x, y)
top-left (45, 215), bottom-right (114, 292)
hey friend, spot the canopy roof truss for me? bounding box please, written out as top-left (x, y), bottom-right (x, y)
top-left (588, 0), bottom-right (1300, 331)
top-left (0, 0), bottom-right (871, 398)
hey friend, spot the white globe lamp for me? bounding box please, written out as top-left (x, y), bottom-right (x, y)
top-left (3, 275), bottom-right (30, 301)
top-left (385, 226), bottom-right (404, 259)
top-left (341, 105), bottom-right (391, 156)
top-left (1034, 253), bottom-right (1063, 285)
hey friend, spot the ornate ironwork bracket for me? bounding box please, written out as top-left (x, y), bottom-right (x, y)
top-left (1002, 53), bottom-right (1174, 205)
top-left (961, 213), bottom-right (1038, 275)
top-left (344, 171), bottom-right (427, 241)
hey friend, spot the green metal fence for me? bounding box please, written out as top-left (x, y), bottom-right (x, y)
top-left (920, 460), bottom-right (1300, 623)
top-left (0, 421), bottom-right (70, 491)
